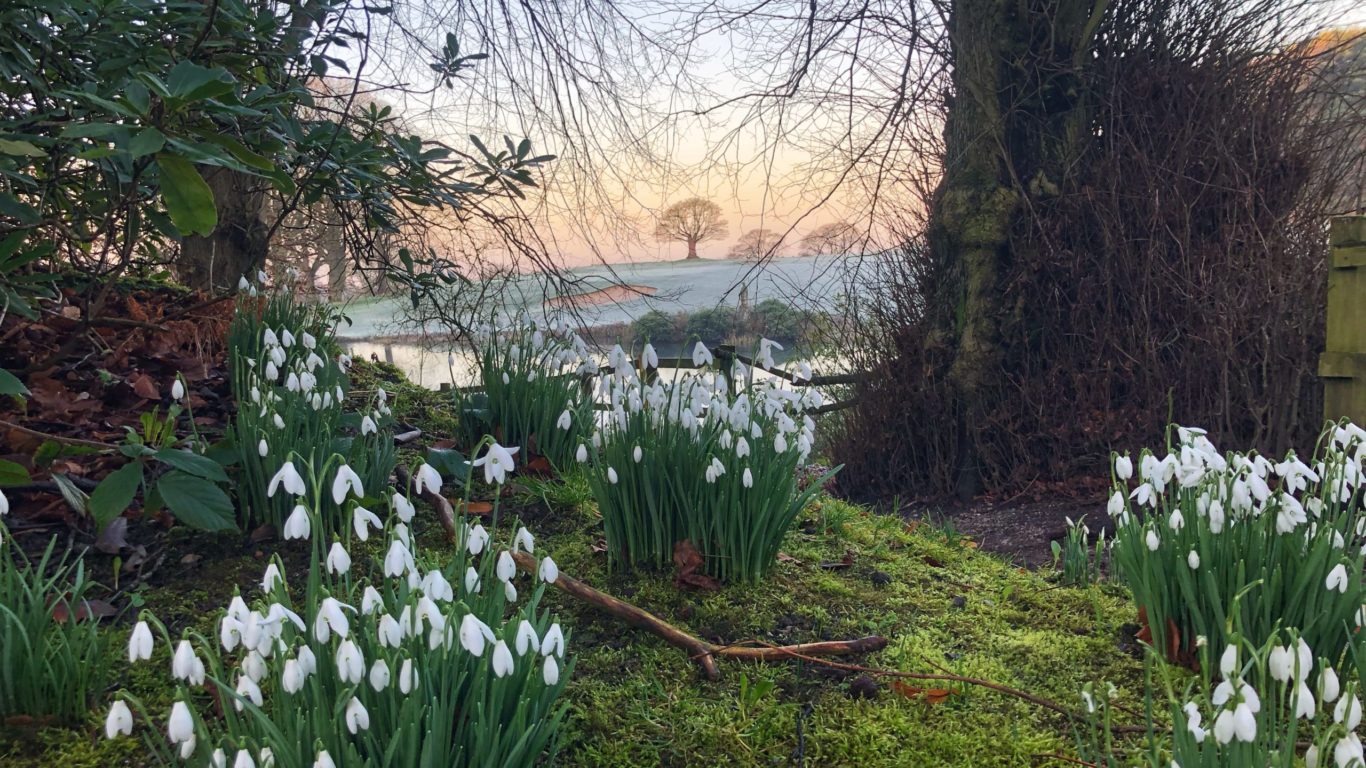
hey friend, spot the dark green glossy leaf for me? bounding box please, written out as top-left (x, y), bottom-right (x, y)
top-left (156, 471), bottom-right (236, 532)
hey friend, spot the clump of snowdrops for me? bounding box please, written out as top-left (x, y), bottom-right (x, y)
top-left (229, 279), bottom-right (395, 534)
top-left (1078, 622), bottom-right (1366, 768)
top-left (580, 339), bottom-right (837, 583)
top-left (454, 319), bottom-right (595, 470)
top-left (1052, 515), bottom-right (1105, 587)
top-left (104, 442), bottom-right (571, 767)
top-left (0, 519), bottom-right (108, 724)
top-left (1109, 422), bottom-right (1366, 667)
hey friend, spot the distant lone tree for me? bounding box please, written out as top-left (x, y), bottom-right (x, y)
top-left (654, 198), bottom-right (727, 259)
top-left (729, 228), bottom-right (785, 261)
top-left (800, 222), bottom-right (860, 257)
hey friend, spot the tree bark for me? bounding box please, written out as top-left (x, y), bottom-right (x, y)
top-left (686, 239), bottom-right (699, 259)
top-left (176, 167), bottom-right (270, 293)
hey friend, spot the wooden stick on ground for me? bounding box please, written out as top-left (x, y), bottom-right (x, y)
top-left (507, 550), bottom-right (887, 681)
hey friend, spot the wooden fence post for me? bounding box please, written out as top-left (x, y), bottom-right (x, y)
top-left (1321, 215), bottom-right (1366, 427)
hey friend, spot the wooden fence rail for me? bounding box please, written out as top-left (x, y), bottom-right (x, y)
top-left (1323, 215), bottom-right (1366, 427)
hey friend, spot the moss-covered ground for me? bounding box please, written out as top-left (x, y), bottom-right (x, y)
top-left (1, 363), bottom-right (1146, 767)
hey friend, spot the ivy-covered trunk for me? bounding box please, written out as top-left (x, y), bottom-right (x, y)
top-left (927, 0), bottom-right (1105, 497)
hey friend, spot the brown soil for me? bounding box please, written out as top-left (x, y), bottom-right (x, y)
top-left (903, 498), bottom-right (1108, 569)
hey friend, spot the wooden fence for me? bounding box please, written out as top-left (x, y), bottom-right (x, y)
top-left (1322, 215), bottom-right (1366, 426)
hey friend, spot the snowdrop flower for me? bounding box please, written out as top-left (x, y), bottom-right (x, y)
top-left (692, 342), bottom-right (713, 367)
top-left (1295, 683), bottom-right (1317, 720)
top-left (460, 614), bottom-right (495, 657)
top-left (642, 343), bottom-right (659, 369)
top-left (128, 620), bottom-right (154, 662)
top-left (542, 623), bottom-right (565, 657)
top-left (238, 276), bottom-right (250, 291)
top-left (736, 437), bottom-right (751, 458)
top-left (1183, 702), bottom-right (1206, 743)
top-left (283, 505), bottom-right (311, 540)
top-left (258, 438), bottom-right (268, 458)
top-left (743, 467), bottom-right (754, 488)
top-left (383, 539), bottom-right (413, 577)
top-left (607, 467), bottom-right (619, 484)
top-left (514, 526), bottom-right (535, 554)
top-left (1114, 455), bottom-right (1133, 481)
top-left (261, 563), bottom-right (283, 592)
top-left (539, 556), bottom-right (559, 583)
top-left (234, 675), bottom-right (263, 711)
top-left (359, 586), bottom-right (383, 616)
top-left (392, 492), bottom-right (415, 523)
top-left (105, 699), bottom-right (133, 738)
top-left (232, 750), bottom-right (256, 768)
top-left (326, 541), bottom-right (351, 574)
top-left (1336, 735), bottom-right (1364, 768)
top-left (331, 464), bottom-right (364, 505)
top-left (516, 621), bottom-right (540, 655)
top-left (167, 700), bottom-right (193, 743)
top-left (492, 640), bottom-right (515, 677)
top-left (1168, 509), bottom-right (1184, 531)
top-left (1208, 499), bottom-right (1226, 534)
top-left (272, 413), bottom-right (285, 429)
top-left (314, 597), bottom-right (350, 642)
top-left (1211, 679), bottom-right (1259, 744)
top-left (0, 488), bottom-right (7, 516)
top-left (576, 444), bottom-right (589, 463)
top-left (497, 551), bottom-right (517, 582)
top-left (344, 697), bottom-right (370, 734)
top-left (465, 567), bottom-right (481, 594)
top-left (281, 659), bottom-right (306, 693)
top-left (267, 461), bottom-right (306, 498)
top-left (421, 570), bottom-right (454, 602)
top-left (1220, 645), bottom-right (1239, 677)
top-left (172, 640), bottom-right (205, 684)
top-left (1187, 550), bottom-right (1200, 569)
top-left (414, 463), bottom-right (443, 495)
top-left (504, 580), bottom-right (519, 602)
top-left (375, 614), bottom-right (403, 648)
top-left (369, 659), bottom-right (390, 691)
top-left (1335, 694), bottom-right (1362, 730)
top-left (313, 751), bottom-right (336, 768)
top-left (1327, 564), bottom-right (1350, 593)
top-left (1321, 666), bottom-right (1341, 703)
top-left (399, 658), bottom-right (418, 694)
top-left (473, 442), bottom-right (519, 485)
top-left (544, 655), bottom-right (560, 685)
top-left (360, 415), bottom-right (377, 436)
top-left (466, 524), bottom-right (490, 555)
top-left (557, 409), bottom-right (573, 431)
top-left (171, 378), bottom-right (186, 401)
top-left (634, 445), bottom-right (643, 463)
top-left (1145, 530), bottom-right (1160, 551)
top-left (352, 506), bottom-right (381, 541)
top-left (1270, 645), bottom-right (1296, 682)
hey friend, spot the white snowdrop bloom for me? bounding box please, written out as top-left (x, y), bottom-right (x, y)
top-left (267, 461), bottom-right (306, 498)
top-left (1334, 694), bottom-right (1362, 730)
top-left (1187, 550), bottom-right (1200, 569)
top-left (172, 640), bottom-right (205, 684)
top-left (1321, 666), bottom-right (1341, 703)
top-left (296, 645), bottom-right (317, 676)
top-left (335, 640), bottom-right (364, 684)
top-left (1145, 530), bottom-right (1160, 551)
top-left (497, 551), bottom-right (517, 582)
top-left (466, 524), bottom-right (490, 555)
top-left (272, 413), bottom-right (285, 429)
top-left (128, 620), bottom-right (154, 662)
top-left (331, 464), bottom-right (364, 505)
top-left (515, 526), bottom-right (535, 554)
top-left (473, 442), bottom-right (519, 485)
top-left (465, 566), bottom-right (481, 594)
top-left (399, 658), bottom-right (417, 694)
top-left (544, 655), bottom-right (560, 685)
top-left (360, 415), bottom-right (377, 436)
top-left (414, 463), bottom-right (443, 495)
top-left (1208, 499), bottom-right (1226, 533)
top-left (286, 372), bottom-right (301, 392)
top-left (634, 445), bottom-right (643, 463)
top-left (167, 700), bottom-right (194, 743)
top-left (1114, 455), bottom-right (1133, 481)
top-left (314, 597), bottom-right (350, 643)
top-left (352, 505), bottom-right (382, 541)
top-left (736, 437), bottom-right (751, 458)
top-left (1336, 734), bottom-right (1365, 768)
top-left (171, 378), bottom-right (186, 401)
top-left (422, 570), bottom-right (455, 602)
top-left (459, 614), bottom-right (495, 657)
top-left (383, 538), bottom-right (413, 578)
top-left (281, 659), bottom-right (306, 693)
top-left (280, 329), bottom-right (295, 348)
top-left (1168, 509), bottom-right (1185, 531)
top-left (1220, 645), bottom-right (1239, 677)
top-left (492, 640), bottom-right (515, 677)
top-left (516, 621), bottom-right (541, 655)
top-left (607, 467), bottom-right (619, 484)
top-left (261, 563), bottom-right (283, 593)
top-left (360, 586), bottom-right (383, 615)
top-left (1327, 564), bottom-right (1350, 593)
top-left (1183, 702), bottom-right (1205, 743)
top-left (576, 444), bottom-right (589, 463)
top-left (179, 735), bottom-right (197, 760)
top-left (392, 492), bottom-right (415, 523)
top-left (344, 697), bottom-right (370, 734)
top-left (258, 438), bottom-right (269, 458)
top-left (557, 409), bottom-right (573, 430)
top-left (1294, 683), bottom-right (1317, 720)
top-left (234, 674), bottom-right (263, 711)
top-left (238, 276), bottom-right (250, 291)
top-left (369, 659), bottom-right (390, 691)
top-left (692, 342), bottom-right (713, 367)
top-left (1269, 645), bottom-right (1295, 682)
top-left (642, 343), bottom-right (659, 369)
top-left (377, 615), bottom-right (403, 648)
top-left (232, 750), bottom-right (256, 768)
top-left (542, 623), bottom-right (565, 657)
top-left (313, 751), bottom-right (336, 768)
top-left (539, 556), bottom-right (559, 584)
top-left (743, 467), bottom-right (754, 488)
top-left (326, 541), bottom-right (351, 574)
top-left (105, 700), bottom-right (133, 739)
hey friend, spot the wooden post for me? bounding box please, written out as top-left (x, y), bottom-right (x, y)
top-left (1322, 216), bottom-right (1366, 427)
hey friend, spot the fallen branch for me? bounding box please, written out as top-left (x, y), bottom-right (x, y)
top-left (394, 465), bottom-right (458, 541)
top-left (508, 550), bottom-right (887, 681)
top-left (0, 418), bottom-right (115, 451)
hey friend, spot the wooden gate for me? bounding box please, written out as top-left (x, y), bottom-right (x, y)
top-left (1322, 215), bottom-right (1366, 426)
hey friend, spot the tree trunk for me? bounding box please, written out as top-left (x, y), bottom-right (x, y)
top-left (176, 167), bottom-right (270, 293)
top-left (928, 0), bottom-right (1102, 498)
top-left (325, 210), bottom-right (348, 301)
top-left (686, 239), bottom-right (699, 259)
